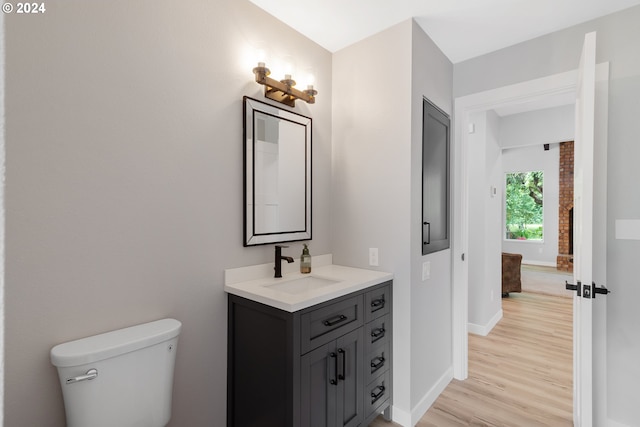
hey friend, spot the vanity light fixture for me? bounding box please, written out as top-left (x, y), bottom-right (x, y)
top-left (252, 62), bottom-right (317, 107)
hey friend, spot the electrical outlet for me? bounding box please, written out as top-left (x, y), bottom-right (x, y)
top-left (369, 248), bottom-right (379, 266)
top-left (422, 261), bottom-right (431, 280)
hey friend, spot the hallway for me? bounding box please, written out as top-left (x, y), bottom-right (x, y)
top-left (373, 291), bottom-right (573, 426)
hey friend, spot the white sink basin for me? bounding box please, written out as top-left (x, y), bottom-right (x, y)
top-left (225, 256), bottom-right (393, 311)
top-left (265, 276), bottom-right (339, 295)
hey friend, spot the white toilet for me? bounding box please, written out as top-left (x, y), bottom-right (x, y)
top-left (50, 318), bottom-right (182, 427)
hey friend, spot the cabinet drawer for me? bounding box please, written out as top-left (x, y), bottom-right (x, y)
top-left (365, 339), bottom-right (390, 386)
top-left (364, 284), bottom-right (391, 322)
top-left (301, 295), bottom-right (363, 354)
top-left (365, 314), bottom-right (389, 352)
top-left (365, 370), bottom-right (390, 419)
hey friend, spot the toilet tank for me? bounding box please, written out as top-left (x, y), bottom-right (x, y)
top-left (51, 318), bottom-right (182, 427)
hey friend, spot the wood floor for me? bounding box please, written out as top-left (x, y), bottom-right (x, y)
top-left (370, 292), bottom-right (573, 427)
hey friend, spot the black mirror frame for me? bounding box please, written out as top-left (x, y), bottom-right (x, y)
top-left (243, 96), bottom-right (312, 246)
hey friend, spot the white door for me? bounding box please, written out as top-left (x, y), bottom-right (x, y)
top-left (572, 31), bottom-right (609, 427)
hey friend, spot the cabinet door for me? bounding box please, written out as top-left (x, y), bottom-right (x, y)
top-left (336, 328), bottom-right (364, 427)
top-left (422, 97), bottom-right (450, 255)
top-left (300, 329), bottom-right (364, 427)
top-left (301, 343), bottom-right (337, 427)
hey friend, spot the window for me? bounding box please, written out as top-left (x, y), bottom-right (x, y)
top-left (505, 171), bottom-right (543, 241)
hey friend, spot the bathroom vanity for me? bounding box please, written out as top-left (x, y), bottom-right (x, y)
top-left (225, 256), bottom-right (393, 427)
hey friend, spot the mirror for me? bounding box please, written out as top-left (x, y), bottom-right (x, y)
top-left (243, 96), bottom-right (312, 246)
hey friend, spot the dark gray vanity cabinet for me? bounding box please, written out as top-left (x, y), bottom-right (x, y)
top-left (227, 281), bottom-right (392, 427)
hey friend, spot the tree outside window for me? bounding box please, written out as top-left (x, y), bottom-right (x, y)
top-left (505, 171), bottom-right (543, 240)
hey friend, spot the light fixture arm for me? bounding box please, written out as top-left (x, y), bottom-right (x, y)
top-left (252, 63), bottom-right (317, 107)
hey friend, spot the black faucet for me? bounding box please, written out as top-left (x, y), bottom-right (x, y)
top-left (274, 245), bottom-right (294, 278)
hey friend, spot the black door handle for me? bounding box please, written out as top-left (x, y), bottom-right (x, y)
top-left (565, 280), bottom-right (582, 297)
top-left (423, 221), bottom-right (431, 245)
top-left (338, 348), bottom-right (346, 380)
top-left (593, 282), bottom-right (610, 298)
top-left (329, 352), bottom-right (338, 385)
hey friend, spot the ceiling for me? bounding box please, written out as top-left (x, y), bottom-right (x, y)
top-left (249, 0), bottom-right (640, 63)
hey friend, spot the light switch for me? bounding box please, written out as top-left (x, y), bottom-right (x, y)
top-left (369, 248), bottom-right (379, 266)
top-left (422, 261), bottom-right (431, 281)
top-left (616, 219), bottom-right (640, 240)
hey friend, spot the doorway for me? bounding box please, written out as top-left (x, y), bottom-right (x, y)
top-left (451, 68), bottom-right (580, 381)
top-left (452, 61), bottom-right (609, 425)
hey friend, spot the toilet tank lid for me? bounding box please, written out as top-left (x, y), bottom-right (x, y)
top-left (50, 318), bottom-right (182, 368)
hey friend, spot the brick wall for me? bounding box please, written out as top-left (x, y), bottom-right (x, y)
top-left (557, 140), bottom-right (574, 271)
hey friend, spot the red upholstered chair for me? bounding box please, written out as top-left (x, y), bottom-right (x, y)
top-left (502, 252), bottom-right (522, 296)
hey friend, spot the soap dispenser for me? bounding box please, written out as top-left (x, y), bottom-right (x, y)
top-left (300, 244), bottom-right (311, 274)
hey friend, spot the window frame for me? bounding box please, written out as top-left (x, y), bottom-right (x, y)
top-left (503, 170), bottom-right (545, 243)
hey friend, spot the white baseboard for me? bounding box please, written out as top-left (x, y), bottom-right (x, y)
top-left (393, 379), bottom-right (632, 427)
top-left (391, 367), bottom-right (454, 426)
top-left (391, 406), bottom-right (411, 426)
top-left (522, 260), bottom-right (557, 267)
top-left (468, 309), bottom-right (503, 336)
top-left (410, 367), bottom-right (454, 425)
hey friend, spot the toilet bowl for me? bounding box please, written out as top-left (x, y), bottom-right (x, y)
top-left (50, 318), bottom-right (181, 427)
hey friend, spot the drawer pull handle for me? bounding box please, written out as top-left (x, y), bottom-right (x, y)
top-left (323, 314), bottom-right (347, 327)
top-left (371, 327), bottom-right (385, 340)
top-left (329, 352), bottom-right (338, 385)
top-left (371, 298), bottom-right (385, 309)
top-left (371, 385), bottom-right (386, 403)
top-left (338, 348), bottom-right (346, 380)
top-left (371, 356), bottom-right (385, 371)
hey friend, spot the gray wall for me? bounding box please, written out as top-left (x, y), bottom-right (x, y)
top-left (332, 19), bottom-right (453, 424)
top-left (4, 1), bottom-right (332, 425)
top-left (332, 20), bottom-right (414, 420)
top-left (499, 105), bottom-right (575, 149)
top-left (409, 20), bottom-right (453, 414)
top-left (467, 110), bottom-right (502, 330)
top-left (454, 6), bottom-right (640, 425)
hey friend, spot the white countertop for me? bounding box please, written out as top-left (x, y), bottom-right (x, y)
top-left (224, 254), bottom-right (393, 312)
